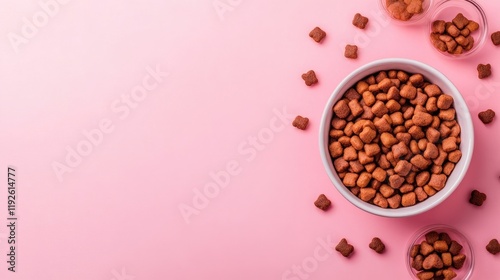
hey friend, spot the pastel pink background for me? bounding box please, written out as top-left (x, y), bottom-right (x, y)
top-left (0, 0), bottom-right (499, 279)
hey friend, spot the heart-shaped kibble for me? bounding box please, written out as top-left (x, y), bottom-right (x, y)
top-left (486, 239), bottom-right (500, 255)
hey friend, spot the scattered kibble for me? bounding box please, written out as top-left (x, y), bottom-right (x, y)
top-left (309, 27), bottom-right (326, 43)
top-left (314, 194), bottom-right (331, 210)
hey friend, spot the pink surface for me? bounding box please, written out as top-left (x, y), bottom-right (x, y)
top-left (0, 0), bottom-right (499, 279)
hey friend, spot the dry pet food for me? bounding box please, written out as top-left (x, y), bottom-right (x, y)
top-left (344, 45), bottom-right (358, 59)
top-left (352, 13), bottom-right (369, 29)
top-left (314, 194), bottom-right (331, 210)
top-left (469, 189), bottom-right (486, 206)
top-left (411, 231), bottom-right (466, 279)
top-left (477, 63), bottom-right (492, 79)
top-left (293, 115), bottom-right (309, 130)
top-left (328, 70), bottom-right (462, 208)
top-left (478, 109), bottom-right (495, 124)
top-left (302, 70), bottom-right (318, 86)
top-left (309, 27), bottom-right (326, 43)
top-left (430, 13), bottom-right (479, 55)
top-left (386, 0), bottom-right (424, 21)
top-left (369, 237), bottom-right (385, 253)
top-left (335, 238), bottom-right (354, 257)
top-left (486, 239), bottom-right (500, 255)
top-left (491, 31), bottom-right (500, 46)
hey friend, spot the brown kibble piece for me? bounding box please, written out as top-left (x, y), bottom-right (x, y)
top-left (423, 143), bottom-right (439, 159)
top-left (420, 241), bottom-right (434, 256)
top-left (423, 253), bottom-right (443, 270)
top-left (314, 194), bottom-right (331, 211)
top-left (369, 237), bottom-right (385, 253)
top-left (437, 94), bottom-right (454, 110)
top-left (392, 141), bottom-right (409, 158)
top-left (425, 231), bottom-right (439, 244)
top-left (329, 142), bottom-right (343, 158)
top-left (486, 239), bottom-right (500, 255)
top-left (293, 115), bottom-right (309, 130)
top-left (372, 100), bottom-right (389, 117)
top-left (343, 172), bottom-right (359, 187)
top-left (348, 99), bottom-right (364, 117)
top-left (309, 27), bottom-right (326, 43)
top-left (372, 167), bottom-right (387, 182)
top-left (389, 174), bottom-right (405, 189)
top-left (428, 174), bottom-right (447, 191)
top-left (469, 189), bottom-right (486, 206)
top-left (380, 132), bottom-right (398, 148)
top-left (447, 150), bottom-right (461, 163)
top-left (415, 187), bottom-right (428, 201)
top-left (443, 269), bottom-right (457, 280)
top-left (442, 137), bottom-right (457, 152)
top-left (379, 184), bottom-right (394, 198)
top-left (359, 126), bottom-right (377, 144)
top-left (413, 111), bottom-right (433, 126)
top-left (345, 44), bottom-right (358, 59)
top-left (452, 13), bottom-right (469, 29)
top-left (412, 254), bottom-right (424, 271)
top-left (434, 240), bottom-right (449, 253)
top-left (395, 160), bottom-right (412, 176)
top-left (432, 20), bottom-right (446, 34)
top-left (452, 254), bottom-right (466, 269)
top-left (411, 154), bottom-right (431, 170)
top-left (400, 84), bottom-right (417, 99)
top-left (424, 185), bottom-right (436, 196)
top-left (359, 188), bottom-right (377, 202)
top-left (357, 172), bottom-right (372, 188)
top-left (410, 244), bottom-right (421, 258)
top-left (466, 20), bottom-right (479, 32)
top-left (439, 232), bottom-right (452, 246)
top-left (416, 271), bottom-right (434, 280)
top-left (409, 74), bottom-right (425, 87)
top-left (302, 70), bottom-right (318, 86)
top-left (352, 13), bottom-right (369, 29)
top-left (401, 192), bottom-right (416, 206)
top-left (441, 252), bottom-right (452, 266)
top-left (416, 171), bottom-right (430, 187)
top-left (333, 100), bottom-right (351, 118)
top-left (387, 194), bottom-right (401, 208)
top-left (478, 109), bottom-right (495, 124)
top-left (492, 31), bottom-right (500, 46)
top-left (477, 63), bottom-right (492, 79)
top-left (431, 33), bottom-right (447, 52)
top-left (446, 24), bottom-right (460, 37)
top-left (373, 193), bottom-right (388, 208)
top-left (344, 88), bottom-right (360, 101)
top-left (449, 241), bottom-right (463, 256)
top-left (335, 238), bottom-right (354, 257)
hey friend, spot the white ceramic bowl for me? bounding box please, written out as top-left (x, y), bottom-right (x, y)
top-left (319, 58), bottom-right (474, 217)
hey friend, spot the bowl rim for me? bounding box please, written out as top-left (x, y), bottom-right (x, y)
top-left (318, 58), bottom-right (474, 217)
top-left (427, 0), bottom-right (488, 59)
top-left (406, 224), bottom-right (475, 279)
